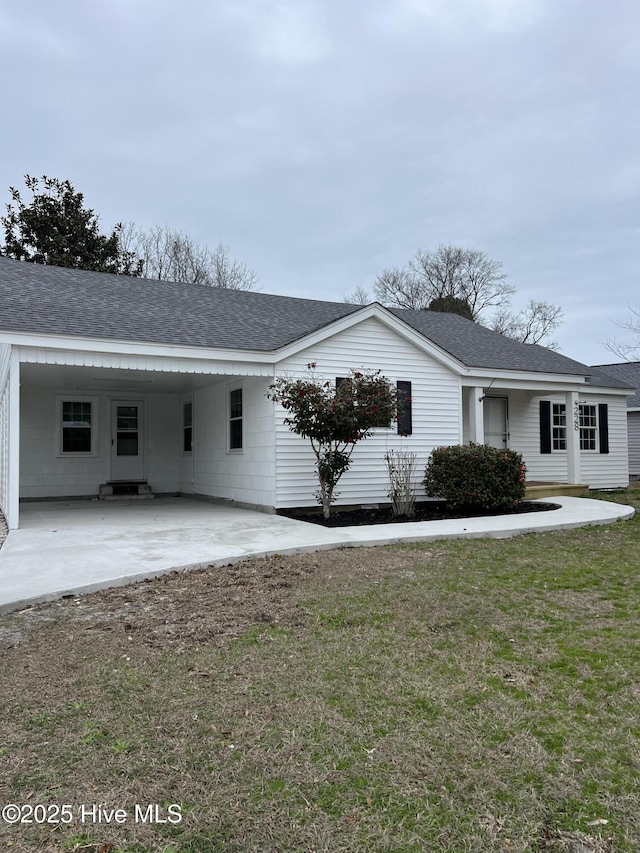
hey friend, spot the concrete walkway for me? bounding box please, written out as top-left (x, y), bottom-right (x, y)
top-left (0, 496), bottom-right (634, 615)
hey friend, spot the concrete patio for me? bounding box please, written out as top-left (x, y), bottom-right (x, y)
top-left (0, 495), bottom-right (634, 615)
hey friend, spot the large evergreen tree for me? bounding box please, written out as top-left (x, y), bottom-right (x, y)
top-left (1, 175), bottom-right (141, 275)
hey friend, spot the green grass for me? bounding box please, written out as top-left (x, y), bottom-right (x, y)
top-left (0, 490), bottom-right (638, 851)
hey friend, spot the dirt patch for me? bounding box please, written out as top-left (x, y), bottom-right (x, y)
top-left (0, 546), bottom-right (430, 654)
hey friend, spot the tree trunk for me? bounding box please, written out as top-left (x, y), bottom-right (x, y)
top-left (319, 479), bottom-right (332, 519)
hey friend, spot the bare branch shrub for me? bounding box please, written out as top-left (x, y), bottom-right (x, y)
top-left (384, 448), bottom-right (417, 518)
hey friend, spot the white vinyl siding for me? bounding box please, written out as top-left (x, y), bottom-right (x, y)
top-left (509, 392), bottom-right (628, 488)
top-left (274, 316), bottom-right (461, 508)
top-left (580, 398), bottom-right (627, 487)
top-left (191, 377), bottom-right (275, 508)
top-left (20, 388), bottom-right (181, 498)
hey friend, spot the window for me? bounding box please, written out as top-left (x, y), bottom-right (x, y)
top-left (229, 388), bottom-right (243, 450)
top-left (552, 403), bottom-right (566, 450)
top-left (397, 381), bottom-right (412, 436)
top-left (61, 400), bottom-right (94, 454)
top-left (336, 376), bottom-right (391, 428)
top-left (335, 377), bottom-right (412, 433)
top-left (579, 404), bottom-right (597, 450)
top-left (183, 401), bottom-right (193, 453)
top-left (541, 400), bottom-right (609, 455)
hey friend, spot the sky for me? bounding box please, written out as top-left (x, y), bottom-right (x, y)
top-left (0, 0), bottom-right (638, 364)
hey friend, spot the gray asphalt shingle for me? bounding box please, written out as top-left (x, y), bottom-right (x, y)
top-left (0, 257), bottom-right (619, 382)
top-left (590, 362), bottom-right (640, 407)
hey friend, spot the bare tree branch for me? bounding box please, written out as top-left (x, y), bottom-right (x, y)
top-left (371, 244), bottom-right (562, 347)
top-left (373, 266), bottom-right (432, 310)
top-left (604, 305), bottom-right (640, 360)
top-left (374, 245), bottom-right (514, 319)
top-left (122, 224), bottom-right (259, 290)
top-left (490, 300), bottom-right (563, 349)
top-left (343, 285), bottom-right (370, 305)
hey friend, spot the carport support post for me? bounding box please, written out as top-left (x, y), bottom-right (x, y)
top-left (468, 386), bottom-right (484, 444)
top-left (566, 390), bottom-right (581, 485)
top-left (7, 350), bottom-right (20, 530)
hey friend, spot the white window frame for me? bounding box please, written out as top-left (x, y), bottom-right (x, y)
top-left (56, 396), bottom-right (99, 457)
top-left (552, 403), bottom-right (567, 451)
top-left (228, 386), bottom-right (243, 452)
top-left (579, 403), bottom-right (598, 451)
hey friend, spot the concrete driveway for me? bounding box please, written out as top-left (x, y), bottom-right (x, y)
top-left (0, 496), bottom-right (633, 614)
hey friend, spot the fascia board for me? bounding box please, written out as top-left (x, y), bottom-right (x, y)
top-left (0, 330), bottom-right (275, 365)
top-left (461, 371), bottom-right (590, 390)
top-left (461, 373), bottom-right (633, 396)
top-left (580, 384), bottom-right (637, 397)
top-left (274, 303), bottom-right (466, 374)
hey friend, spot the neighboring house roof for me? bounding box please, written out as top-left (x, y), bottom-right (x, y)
top-left (590, 362), bottom-right (640, 407)
top-left (0, 256), bottom-right (618, 381)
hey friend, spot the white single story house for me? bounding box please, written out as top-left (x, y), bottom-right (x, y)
top-left (0, 257), bottom-right (633, 530)
top-left (590, 361), bottom-right (640, 479)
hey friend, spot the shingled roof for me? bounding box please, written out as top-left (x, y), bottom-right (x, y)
top-left (388, 307), bottom-right (590, 375)
top-left (0, 256), bottom-right (614, 380)
top-left (590, 362), bottom-right (640, 407)
top-left (0, 257), bottom-right (359, 351)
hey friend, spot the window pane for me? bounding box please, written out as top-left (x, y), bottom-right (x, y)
top-left (230, 419), bottom-right (242, 450)
top-left (63, 401), bottom-right (91, 427)
top-left (63, 427), bottom-right (91, 453)
top-left (117, 433), bottom-right (139, 456)
top-left (230, 388), bottom-right (242, 418)
top-left (117, 406), bottom-right (138, 430)
top-left (183, 426), bottom-right (193, 453)
top-left (184, 402), bottom-right (193, 428)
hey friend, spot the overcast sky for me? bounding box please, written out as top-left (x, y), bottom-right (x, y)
top-left (1, 0), bottom-right (638, 364)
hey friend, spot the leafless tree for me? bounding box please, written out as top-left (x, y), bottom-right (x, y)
top-left (343, 285), bottom-right (371, 305)
top-left (490, 300), bottom-right (564, 350)
top-left (604, 306), bottom-right (640, 360)
top-left (373, 267), bottom-right (431, 310)
top-left (374, 245), bottom-right (515, 320)
top-left (371, 244), bottom-right (563, 347)
top-left (119, 223), bottom-right (258, 290)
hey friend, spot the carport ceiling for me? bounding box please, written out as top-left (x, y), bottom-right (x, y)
top-left (20, 363), bottom-right (234, 393)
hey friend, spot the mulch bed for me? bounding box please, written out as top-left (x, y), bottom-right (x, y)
top-left (279, 500), bottom-right (561, 528)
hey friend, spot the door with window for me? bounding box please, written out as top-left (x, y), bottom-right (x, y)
top-left (483, 396), bottom-right (509, 448)
top-left (111, 401), bottom-right (145, 481)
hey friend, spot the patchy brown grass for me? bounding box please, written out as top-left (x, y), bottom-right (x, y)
top-left (0, 491), bottom-right (639, 852)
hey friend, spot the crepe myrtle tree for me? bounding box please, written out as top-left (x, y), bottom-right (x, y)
top-left (268, 364), bottom-right (401, 519)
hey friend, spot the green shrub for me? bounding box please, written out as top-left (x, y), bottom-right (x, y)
top-left (423, 442), bottom-right (527, 511)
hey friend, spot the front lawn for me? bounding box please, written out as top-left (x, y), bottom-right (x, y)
top-left (0, 492), bottom-right (638, 852)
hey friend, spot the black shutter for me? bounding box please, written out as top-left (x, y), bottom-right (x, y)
top-left (540, 401), bottom-right (551, 454)
top-left (397, 381), bottom-right (412, 436)
top-left (598, 403), bottom-right (609, 454)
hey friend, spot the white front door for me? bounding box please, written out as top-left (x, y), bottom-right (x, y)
top-left (483, 396), bottom-right (509, 448)
top-left (111, 401), bottom-right (145, 481)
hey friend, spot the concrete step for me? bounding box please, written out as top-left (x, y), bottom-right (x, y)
top-left (99, 482), bottom-right (155, 500)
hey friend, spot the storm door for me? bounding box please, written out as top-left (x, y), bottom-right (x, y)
top-left (110, 401), bottom-right (145, 481)
top-left (483, 396), bottom-right (509, 448)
